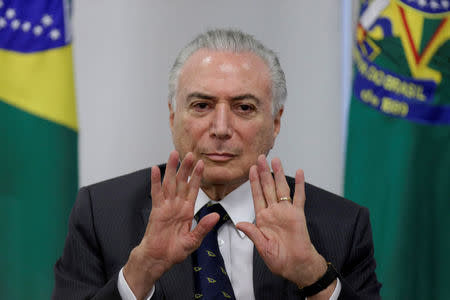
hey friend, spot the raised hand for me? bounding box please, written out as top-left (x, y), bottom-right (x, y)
top-left (123, 151), bottom-right (219, 299)
top-left (236, 155), bottom-right (334, 296)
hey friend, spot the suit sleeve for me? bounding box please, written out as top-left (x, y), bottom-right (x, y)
top-left (337, 207), bottom-right (382, 299)
top-left (52, 187), bottom-right (122, 300)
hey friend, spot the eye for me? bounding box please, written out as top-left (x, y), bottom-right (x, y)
top-left (192, 102), bottom-right (211, 112)
top-left (235, 103), bottom-right (255, 114)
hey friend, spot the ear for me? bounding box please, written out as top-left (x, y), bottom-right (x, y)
top-left (273, 106), bottom-right (284, 140)
top-left (168, 100), bottom-right (175, 131)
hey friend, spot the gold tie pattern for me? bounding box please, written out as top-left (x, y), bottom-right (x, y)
top-left (192, 203), bottom-right (236, 299)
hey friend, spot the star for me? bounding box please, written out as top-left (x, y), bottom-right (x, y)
top-left (442, 0), bottom-right (449, 8)
top-left (0, 17), bottom-right (6, 29)
top-left (430, 0), bottom-right (440, 8)
top-left (417, 0), bottom-right (427, 7)
top-left (22, 21), bottom-right (31, 32)
top-left (33, 25), bottom-right (43, 36)
top-left (49, 29), bottom-right (60, 40)
top-left (0, 0), bottom-right (3, 9)
top-left (11, 19), bottom-right (20, 30)
top-left (41, 14), bottom-right (53, 27)
top-left (6, 8), bottom-right (16, 19)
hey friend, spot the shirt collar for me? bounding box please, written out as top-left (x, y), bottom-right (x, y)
top-left (194, 181), bottom-right (254, 238)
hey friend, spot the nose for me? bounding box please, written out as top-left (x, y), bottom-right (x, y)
top-left (210, 103), bottom-right (233, 139)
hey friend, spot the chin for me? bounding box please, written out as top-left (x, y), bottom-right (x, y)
top-left (202, 166), bottom-right (248, 186)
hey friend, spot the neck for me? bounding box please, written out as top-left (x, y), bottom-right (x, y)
top-left (200, 179), bottom-right (247, 201)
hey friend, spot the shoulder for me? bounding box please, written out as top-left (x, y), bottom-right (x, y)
top-left (285, 175), bottom-right (366, 220)
top-left (285, 175), bottom-right (365, 214)
top-left (80, 164), bottom-right (167, 210)
top-left (85, 167), bottom-right (152, 199)
top-left (71, 167), bottom-right (154, 225)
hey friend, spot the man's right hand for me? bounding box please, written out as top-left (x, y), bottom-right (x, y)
top-left (123, 151), bottom-right (219, 300)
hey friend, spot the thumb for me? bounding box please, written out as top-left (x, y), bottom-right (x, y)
top-left (236, 222), bottom-right (266, 248)
top-left (190, 213), bottom-right (219, 247)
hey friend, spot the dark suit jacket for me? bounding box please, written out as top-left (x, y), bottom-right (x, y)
top-left (53, 165), bottom-right (381, 299)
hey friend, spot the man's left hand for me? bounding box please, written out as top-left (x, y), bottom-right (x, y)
top-left (236, 155), bottom-right (336, 298)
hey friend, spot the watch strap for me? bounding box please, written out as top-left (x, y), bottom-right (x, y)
top-left (299, 262), bottom-right (339, 297)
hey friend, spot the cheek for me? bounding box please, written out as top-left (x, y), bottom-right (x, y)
top-left (180, 119), bottom-right (205, 140)
top-left (241, 121), bottom-right (275, 152)
top-left (173, 117), bottom-right (208, 149)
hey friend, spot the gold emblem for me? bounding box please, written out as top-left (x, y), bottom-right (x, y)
top-left (221, 291), bottom-right (232, 298)
top-left (194, 293), bottom-right (203, 298)
top-left (206, 250), bottom-right (216, 257)
top-left (220, 266), bottom-right (227, 275)
top-left (193, 267), bottom-right (202, 272)
top-left (207, 277), bottom-right (216, 283)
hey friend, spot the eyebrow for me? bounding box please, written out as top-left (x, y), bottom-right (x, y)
top-left (186, 92), bottom-right (216, 101)
top-left (186, 92), bottom-right (260, 104)
top-left (231, 94), bottom-right (260, 104)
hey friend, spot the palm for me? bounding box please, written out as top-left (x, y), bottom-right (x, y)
top-left (145, 204), bottom-right (194, 264)
top-left (236, 155), bottom-right (325, 286)
top-left (253, 203), bottom-right (312, 277)
top-left (138, 151), bottom-right (219, 275)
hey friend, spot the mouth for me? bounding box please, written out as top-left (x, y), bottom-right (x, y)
top-left (203, 152), bottom-right (236, 162)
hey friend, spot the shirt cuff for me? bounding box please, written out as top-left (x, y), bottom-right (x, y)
top-left (305, 278), bottom-right (341, 300)
top-left (118, 267), bottom-right (155, 300)
top-left (328, 278), bottom-right (341, 300)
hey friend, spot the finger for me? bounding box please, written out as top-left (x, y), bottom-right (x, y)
top-left (271, 158), bottom-right (292, 205)
top-left (293, 169), bottom-right (306, 209)
top-left (150, 166), bottom-right (163, 208)
top-left (176, 152), bottom-right (194, 196)
top-left (190, 212), bottom-right (220, 249)
top-left (257, 155), bottom-right (277, 206)
top-left (236, 222), bottom-right (267, 251)
top-left (249, 165), bottom-right (266, 214)
top-left (162, 150), bottom-right (179, 200)
top-left (187, 159), bottom-right (204, 203)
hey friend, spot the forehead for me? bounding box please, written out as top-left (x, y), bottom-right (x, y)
top-left (182, 48), bottom-right (270, 72)
top-left (178, 49), bottom-right (272, 96)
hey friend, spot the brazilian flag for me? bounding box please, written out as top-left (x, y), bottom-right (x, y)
top-left (0, 0), bottom-right (78, 298)
top-left (345, 0), bottom-right (450, 299)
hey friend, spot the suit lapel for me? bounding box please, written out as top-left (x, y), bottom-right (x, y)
top-left (253, 246), bottom-right (287, 300)
top-left (158, 256), bottom-right (194, 300)
top-left (141, 201), bottom-right (194, 300)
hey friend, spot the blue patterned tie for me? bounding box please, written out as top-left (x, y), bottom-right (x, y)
top-left (193, 203), bottom-right (236, 299)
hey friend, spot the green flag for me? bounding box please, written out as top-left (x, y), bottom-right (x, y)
top-left (345, 0), bottom-right (449, 299)
top-left (0, 1), bottom-right (78, 298)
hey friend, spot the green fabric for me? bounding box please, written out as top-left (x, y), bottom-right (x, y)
top-left (0, 100), bottom-right (78, 299)
top-left (345, 5), bottom-right (450, 299)
top-left (428, 40), bottom-right (450, 104)
top-left (345, 97), bottom-right (450, 299)
top-left (419, 18), bottom-right (442, 55)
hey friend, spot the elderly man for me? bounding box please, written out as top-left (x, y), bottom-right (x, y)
top-left (53, 29), bottom-right (381, 299)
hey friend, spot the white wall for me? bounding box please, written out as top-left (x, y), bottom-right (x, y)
top-left (73, 0), bottom-right (345, 195)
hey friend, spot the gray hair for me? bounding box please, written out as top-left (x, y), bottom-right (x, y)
top-left (168, 29), bottom-right (287, 115)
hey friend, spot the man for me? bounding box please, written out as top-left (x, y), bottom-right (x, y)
top-left (53, 29), bottom-right (381, 299)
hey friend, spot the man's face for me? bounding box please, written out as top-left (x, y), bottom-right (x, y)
top-left (169, 49), bottom-right (282, 188)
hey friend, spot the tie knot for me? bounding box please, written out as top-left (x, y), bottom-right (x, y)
top-left (196, 203), bottom-right (230, 230)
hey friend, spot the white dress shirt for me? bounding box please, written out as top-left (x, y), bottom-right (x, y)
top-left (118, 180), bottom-right (341, 299)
